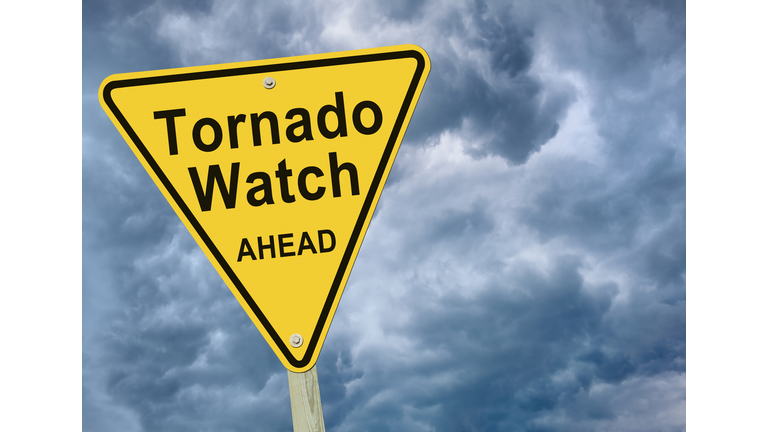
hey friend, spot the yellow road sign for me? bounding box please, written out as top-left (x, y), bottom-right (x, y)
top-left (99, 45), bottom-right (430, 372)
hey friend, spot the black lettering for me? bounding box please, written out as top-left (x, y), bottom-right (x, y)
top-left (318, 92), bottom-right (348, 139)
top-left (237, 238), bottom-right (256, 262)
top-left (318, 230), bottom-right (336, 253)
top-left (278, 233), bottom-right (295, 257)
top-left (228, 114), bottom-right (246, 149)
top-left (251, 112), bottom-right (280, 146)
top-left (275, 159), bottom-right (296, 203)
top-left (352, 101), bottom-right (383, 135)
top-left (154, 109), bottom-right (186, 155)
top-left (188, 163), bottom-right (239, 212)
top-left (258, 235), bottom-right (276, 259)
top-left (246, 172), bottom-right (274, 207)
top-left (285, 108), bottom-right (314, 142)
top-left (329, 152), bottom-right (359, 197)
top-left (193, 118), bottom-right (223, 152)
top-left (297, 232), bottom-right (317, 255)
top-left (298, 166), bottom-right (325, 201)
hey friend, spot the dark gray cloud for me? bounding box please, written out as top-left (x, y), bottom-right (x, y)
top-left (316, 254), bottom-right (682, 431)
top-left (400, 2), bottom-right (573, 165)
top-left (83, 0), bottom-right (685, 431)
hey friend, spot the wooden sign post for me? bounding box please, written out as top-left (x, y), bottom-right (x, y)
top-left (288, 366), bottom-right (325, 432)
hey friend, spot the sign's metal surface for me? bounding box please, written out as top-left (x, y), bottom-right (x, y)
top-left (99, 45), bottom-right (430, 372)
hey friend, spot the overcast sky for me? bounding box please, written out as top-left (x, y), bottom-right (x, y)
top-left (82, 1), bottom-right (686, 431)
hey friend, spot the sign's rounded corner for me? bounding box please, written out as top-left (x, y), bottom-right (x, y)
top-left (98, 74), bottom-right (126, 110)
top-left (283, 355), bottom-right (318, 373)
top-left (98, 77), bottom-right (113, 104)
top-left (394, 44), bottom-right (431, 69)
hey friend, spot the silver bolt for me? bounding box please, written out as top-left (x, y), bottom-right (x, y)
top-left (289, 333), bottom-right (303, 348)
top-left (263, 76), bottom-right (276, 89)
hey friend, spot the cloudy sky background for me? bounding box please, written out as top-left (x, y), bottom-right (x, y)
top-left (80, 1), bottom-right (689, 431)
top-left (15, 1), bottom-right (768, 431)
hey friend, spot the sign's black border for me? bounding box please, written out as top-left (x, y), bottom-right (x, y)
top-left (102, 49), bottom-right (427, 368)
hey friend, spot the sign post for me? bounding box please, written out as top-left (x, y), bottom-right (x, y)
top-left (99, 45), bottom-right (430, 426)
top-left (288, 366), bottom-right (325, 432)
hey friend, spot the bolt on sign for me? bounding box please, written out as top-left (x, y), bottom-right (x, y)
top-left (99, 45), bottom-right (431, 372)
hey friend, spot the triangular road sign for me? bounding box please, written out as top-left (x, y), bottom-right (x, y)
top-left (99, 45), bottom-right (430, 372)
